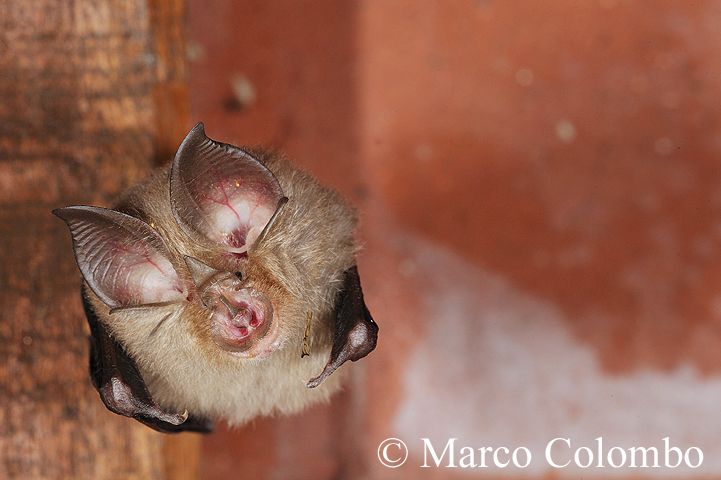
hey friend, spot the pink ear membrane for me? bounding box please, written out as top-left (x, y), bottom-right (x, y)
top-left (53, 206), bottom-right (188, 308)
top-left (170, 123), bottom-right (286, 256)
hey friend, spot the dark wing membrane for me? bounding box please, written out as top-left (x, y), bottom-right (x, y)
top-left (83, 292), bottom-right (213, 434)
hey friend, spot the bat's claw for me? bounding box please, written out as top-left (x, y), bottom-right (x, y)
top-left (307, 362), bottom-right (339, 389)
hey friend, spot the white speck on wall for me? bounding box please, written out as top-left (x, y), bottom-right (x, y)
top-left (393, 233), bottom-right (721, 477)
top-left (654, 137), bottom-right (674, 156)
top-left (414, 144), bottom-right (433, 162)
top-left (186, 40), bottom-right (206, 62)
top-left (636, 192), bottom-right (661, 212)
top-left (555, 119), bottom-right (577, 143)
top-left (398, 258), bottom-right (418, 277)
top-left (515, 68), bottom-right (534, 87)
top-left (231, 74), bottom-right (256, 108)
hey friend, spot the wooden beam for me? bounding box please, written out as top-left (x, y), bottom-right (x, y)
top-left (0, 1), bottom-right (198, 478)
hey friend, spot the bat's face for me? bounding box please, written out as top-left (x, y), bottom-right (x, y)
top-left (54, 124), bottom-right (378, 433)
top-left (168, 127), bottom-right (292, 357)
top-left (195, 268), bottom-right (277, 356)
top-left (55, 125), bottom-right (290, 358)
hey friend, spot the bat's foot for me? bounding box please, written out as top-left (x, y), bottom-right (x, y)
top-left (307, 266), bottom-right (378, 388)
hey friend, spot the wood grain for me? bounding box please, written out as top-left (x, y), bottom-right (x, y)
top-left (0, 1), bottom-right (198, 478)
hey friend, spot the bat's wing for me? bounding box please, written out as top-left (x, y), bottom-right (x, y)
top-left (82, 292), bottom-right (214, 433)
top-left (307, 266), bottom-right (378, 388)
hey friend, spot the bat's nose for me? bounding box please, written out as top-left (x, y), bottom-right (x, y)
top-left (219, 295), bottom-right (261, 332)
top-left (230, 306), bottom-right (252, 328)
top-left (211, 288), bottom-right (274, 354)
top-left (229, 305), bottom-right (265, 340)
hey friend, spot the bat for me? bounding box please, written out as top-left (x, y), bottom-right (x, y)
top-left (53, 123), bottom-right (378, 433)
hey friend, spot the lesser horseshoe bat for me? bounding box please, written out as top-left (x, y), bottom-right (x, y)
top-left (53, 123), bottom-right (378, 433)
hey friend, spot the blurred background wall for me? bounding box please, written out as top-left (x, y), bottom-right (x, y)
top-left (3, 0), bottom-right (721, 479)
top-left (187, 0), bottom-right (721, 478)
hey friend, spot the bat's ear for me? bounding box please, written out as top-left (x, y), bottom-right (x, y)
top-left (170, 123), bottom-right (286, 259)
top-left (53, 206), bottom-right (189, 308)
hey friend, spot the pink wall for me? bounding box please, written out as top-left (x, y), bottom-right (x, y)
top-left (189, 1), bottom-right (721, 478)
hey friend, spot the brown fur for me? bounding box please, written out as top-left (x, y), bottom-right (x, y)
top-left (87, 151), bottom-right (358, 425)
